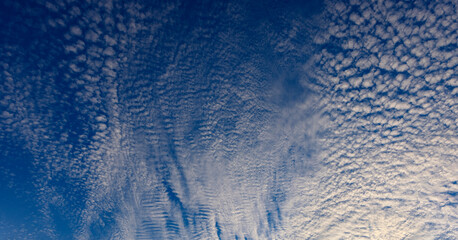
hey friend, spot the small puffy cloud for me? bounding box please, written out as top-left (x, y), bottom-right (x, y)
top-left (70, 26), bottom-right (82, 36)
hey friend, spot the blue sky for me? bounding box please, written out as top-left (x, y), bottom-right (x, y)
top-left (0, 0), bottom-right (457, 239)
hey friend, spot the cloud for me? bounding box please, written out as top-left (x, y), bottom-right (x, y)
top-left (70, 26), bottom-right (83, 36)
top-left (274, 0), bottom-right (458, 238)
top-left (1, 0), bottom-right (456, 239)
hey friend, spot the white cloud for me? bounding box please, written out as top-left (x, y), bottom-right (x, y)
top-left (276, 0), bottom-right (458, 238)
top-left (2, 0), bottom-right (456, 239)
top-left (84, 30), bottom-right (99, 42)
top-left (70, 26), bottom-right (82, 36)
top-left (102, 47), bottom-right (115, 56)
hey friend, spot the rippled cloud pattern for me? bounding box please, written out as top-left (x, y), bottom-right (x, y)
top-left (0, 0), bottom-right (456, 239)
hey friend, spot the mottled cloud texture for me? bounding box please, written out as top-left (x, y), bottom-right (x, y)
top-left (0, 0), bottom-right (456, 239)
top-left (276, 0), bottom-right (457, 239)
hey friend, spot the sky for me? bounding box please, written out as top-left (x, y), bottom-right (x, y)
top-left (0, 0), bottom-right (457, 239)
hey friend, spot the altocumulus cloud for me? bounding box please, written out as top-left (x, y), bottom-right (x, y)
top-left (274, 0), bottom-right (457, 239)
top-left (0, 0), bottom-right (456, 239)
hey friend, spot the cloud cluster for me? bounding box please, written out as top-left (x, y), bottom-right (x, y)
top-left (274, 0), bottom-right (457, 239)
top-left (0, 0), bottom-right (157, 238)
top-left (1, 0), bottom-right (322, 239)
top-left (1, 0), bottom-right (455, 239)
